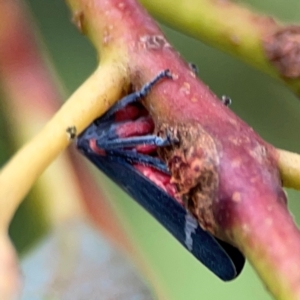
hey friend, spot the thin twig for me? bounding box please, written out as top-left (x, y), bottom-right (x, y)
top-left (277, 149), bottom-right (300, 190)
top-left (0, 63), bottom-right (127, 229)
top-left (140, 0), bottom-right (300, 96)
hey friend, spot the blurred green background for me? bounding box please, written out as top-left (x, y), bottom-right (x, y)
top-left (1, 0), bottom-right (300, 299)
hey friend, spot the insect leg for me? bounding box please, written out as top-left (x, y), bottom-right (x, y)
top-left (109, 150), bottom-right (169, 173)
top-left (97, 134), bottom-right (173, 149)
top-left (102, 69), bottom-right (172, 120)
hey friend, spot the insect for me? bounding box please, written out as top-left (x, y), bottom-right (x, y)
top-left (77, 70), bottom-right (245, 281)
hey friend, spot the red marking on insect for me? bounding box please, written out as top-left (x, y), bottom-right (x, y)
top-left (134, 164), bottom-right (181, 202)
top-left (135, 144), bottom-right (157, 154)
top-left (115, 116), bottom-right (154, 138)
top-left (77, 71), bottom-right (245, 281)
top-left (89, 139), bottom-right (106, 156)
top-left (114, 104), bottom-right (147, 121)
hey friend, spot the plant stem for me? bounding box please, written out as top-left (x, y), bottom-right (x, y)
top-left (0, 62), bottom-right (127, 229)
top-left (1, 1), bottom-right (300, 299)
top-left (63, 1), bottom-right (300, 299)
top-left (231, 187), bottom-right (300, 299)
top-left (277, 149), bottom-right (300, 190)
top-left (140, 0), bottom-right (300, 96)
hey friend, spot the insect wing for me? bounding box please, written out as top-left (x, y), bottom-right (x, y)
top-left (77, 131), bottom-right (245, 281)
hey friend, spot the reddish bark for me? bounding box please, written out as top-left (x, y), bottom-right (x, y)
top-left (70, 0), bottom-right (300, 296)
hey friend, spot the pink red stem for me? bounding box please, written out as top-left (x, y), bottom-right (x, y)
top-left (65, 0), bottom-right (300, 298)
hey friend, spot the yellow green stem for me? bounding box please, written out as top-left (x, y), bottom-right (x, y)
top-left (140, 0), bottom-right (300, 95)
top-left (277, 149), bottom-right (300, 190)
top-left (0, 62), bottom-right (128, 229)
